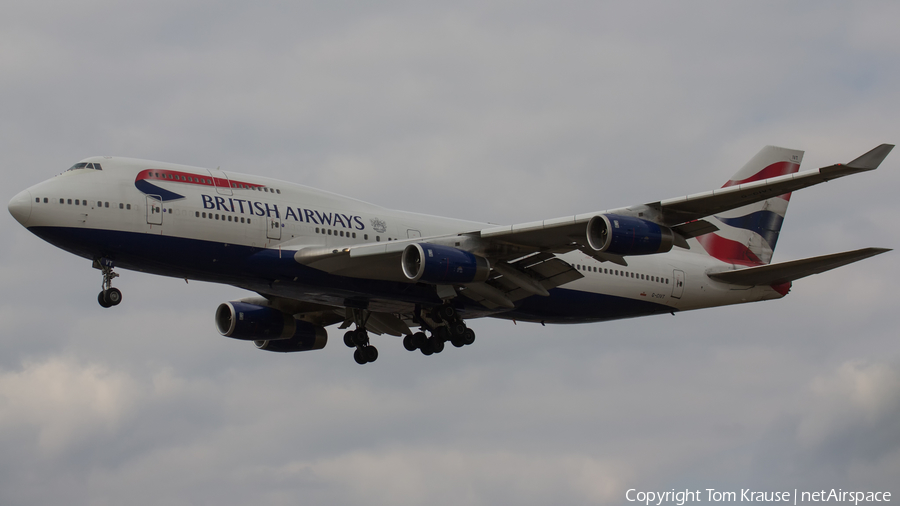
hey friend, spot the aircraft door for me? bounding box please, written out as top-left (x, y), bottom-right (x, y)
top-left (207, 168), bottom-right (233, 196)
top-left (267, 216), bottom-right (282, 240)
top-left (671, 269), bottom-right (685, 299)
top-left (146, 196), bottom-right (163, 225)
top-left (407, 229), bottom-right (421, 239)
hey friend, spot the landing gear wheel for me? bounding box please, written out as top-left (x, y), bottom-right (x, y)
top-left (413, 332), bottom-right (427, 349)
top-left (434, 326), bottom-right (451, 342)
top-left (352, 330), bottom-right (369, 347)
top-left (98, 291), bottom-right (112, 308)
top-left (420, 342), bottom-right (434, 356)
top-left (451, 337), bottom-right (464, 348)
top-left (354, 348), bottom-right (367, 364)
top-left (403, 334), bottom-right (418, 351)
top-left (430, 336), bottom-right (445, 354)
top-left (364, 346), bottom-right (378, 362)
top-left (463, 328), bottom-right (476, 345)
top-left (105, 287), bottom-right (122, 306)
top-left (448, 321), bottom-right (466, 338)
top-left (437, 305), bottom-right (456, 322)
top-left (344, 331), bottom-right (356, 348)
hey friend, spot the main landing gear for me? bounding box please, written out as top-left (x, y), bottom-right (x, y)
top-left (342, 309), bottom-right (378, 365)
top-left (94, 258), bottom-right (122, 308)
top-left (403, 304), bottom-right (475, 356)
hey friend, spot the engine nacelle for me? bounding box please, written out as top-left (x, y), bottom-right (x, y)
top-left (254, 334), bottom-right (327, 353)
top-left (401, 243), bottom-right (491, 284)
top-left (215, 301), bottom-right (327, 352)
top-left (586, 214), bottom-right (674, 256)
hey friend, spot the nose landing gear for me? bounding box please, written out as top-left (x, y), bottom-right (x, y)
top-left (94, 258), bottom-right (122, 308)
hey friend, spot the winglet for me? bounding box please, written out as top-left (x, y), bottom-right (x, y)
top-left (846, 144), bottom-right (894, 170)
top-left (820, 144), bottom-right (894, 180)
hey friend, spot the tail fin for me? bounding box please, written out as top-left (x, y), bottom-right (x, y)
top-left (695, 146), bottom-right (804, 265)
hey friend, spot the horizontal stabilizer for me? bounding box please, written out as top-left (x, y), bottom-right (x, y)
top-left (708, 247), bottom-right (890, 286)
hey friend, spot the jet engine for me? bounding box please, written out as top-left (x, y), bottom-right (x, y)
top-left (215, 301), bottom-right (327, 352)
top-left (401, 243), bottom-right (491, 284)
top-left (586, 214), bottom-right (674, 256)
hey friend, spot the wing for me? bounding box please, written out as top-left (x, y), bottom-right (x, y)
top-left (282, 144), bottom-right (890, 309)
top-left (478, 144), bottom-right (893, 253)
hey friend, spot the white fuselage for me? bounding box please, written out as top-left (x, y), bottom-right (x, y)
top-left (10, 157), bottom-right (785, 323)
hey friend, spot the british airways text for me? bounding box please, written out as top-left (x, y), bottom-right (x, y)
top-left (201, 194), bottom-right (366, 230)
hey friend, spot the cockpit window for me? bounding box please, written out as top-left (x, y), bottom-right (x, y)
top-left (66, 162), bottom-right (103, 171)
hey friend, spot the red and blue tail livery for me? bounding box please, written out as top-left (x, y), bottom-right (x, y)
top-left (8, 144), bottom-right (894, 365)
top-left (696, 146), bottom-right (802, 266)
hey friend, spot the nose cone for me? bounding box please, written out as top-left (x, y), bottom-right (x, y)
top-left (8, 189), bottom-right (33, 227)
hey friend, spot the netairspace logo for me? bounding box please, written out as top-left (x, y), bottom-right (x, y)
top-left (625, 488), bottom-right (891, 506)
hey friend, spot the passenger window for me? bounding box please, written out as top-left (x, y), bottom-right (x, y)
top-left (97, 201), bottom-right (102, 207)
top-left (352, 233), bottom-right (356, 239)
top-left (119, 203), bottom-right (123, 209)
top-left (327, 229), bottom-right (332, 235)
top-left (276, 189), bottom-right (281, 194)
top-left (195, 211), bottom-right (200, 217)
top-left (376, 236), bottom-right (380, 242)
top-left (75, 200), bottom-right (79, 205)
top-left (247, 219), bottom-right (250, 224)
top-left (105, 202), bottom-right (109, 208)
top-left (126, 204), bottom-right (131, 210)
top-left (364, 234), bottom-right (368, 240)
top-left (68, 199), bottom-right (72, 205)
top-left (35, 198), bottom-right (39, 203)
top-left (44, 198), bottom-right (48, 203)
top-left (240, 217), bottom-right (245, 223)
top-left (59, 198), bottom-right (64, 204)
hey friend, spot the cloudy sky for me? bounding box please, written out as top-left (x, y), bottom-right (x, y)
top-left (2, 2), bottom-right (899, 505)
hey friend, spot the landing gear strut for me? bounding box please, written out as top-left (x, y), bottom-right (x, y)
top-left (94, 258), bottom-right (122, 308)
top-left (342, 308), bottom-right (378, 365)
top-left (403, 304), bottom-right (475, 356)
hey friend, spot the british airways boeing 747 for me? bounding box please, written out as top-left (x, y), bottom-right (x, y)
top-left (8, 144), bottom-right (893, 364)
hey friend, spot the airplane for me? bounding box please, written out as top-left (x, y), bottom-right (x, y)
top-left (7, 144), bottom-right (894, 364)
